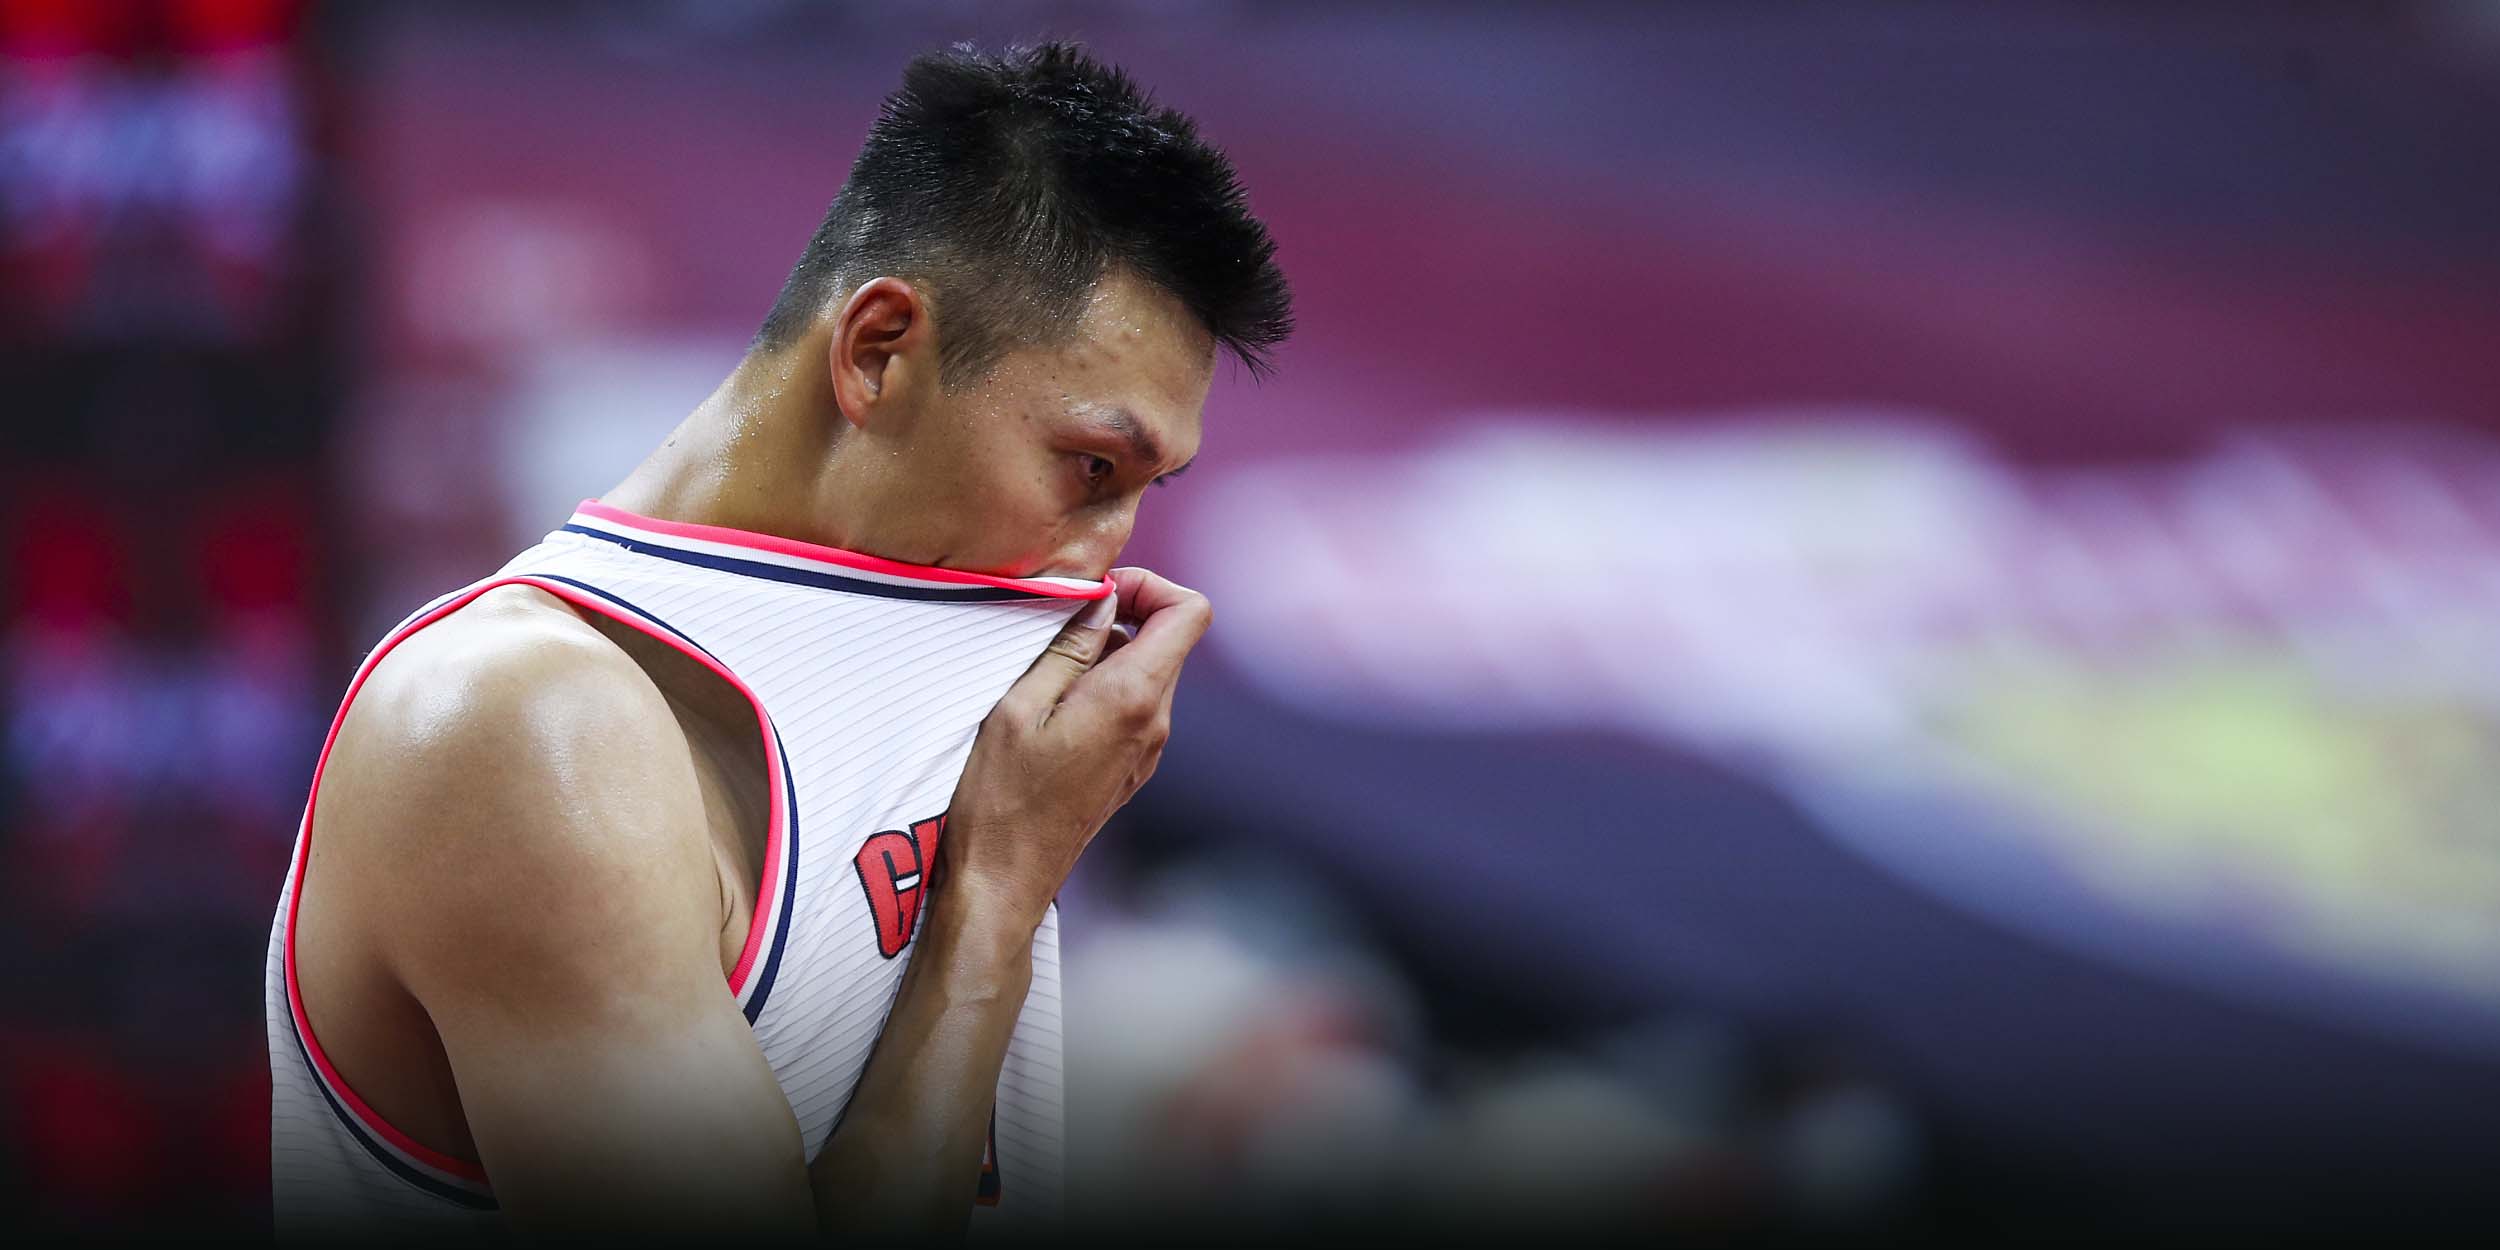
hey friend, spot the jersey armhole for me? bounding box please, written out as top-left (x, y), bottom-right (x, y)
top-left (277, 574), bottom-right (798, 1204)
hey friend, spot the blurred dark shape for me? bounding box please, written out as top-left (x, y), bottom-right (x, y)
top-left (1065, 849), bottom-right (1925, 1240)
top-left (5, 1030), bottom-right (155, 1221)
top-left (191, 477), bottom-right (311, 618)
top-left (0, 4), bottom-right (330, 1236)
top-left (0, 0), bottom-right (311, 345)
top-left (6, 481), bottom-right (133, 629)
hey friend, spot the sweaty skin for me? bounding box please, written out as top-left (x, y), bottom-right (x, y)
top-left (291, 268), bottom-right (1215, 1237)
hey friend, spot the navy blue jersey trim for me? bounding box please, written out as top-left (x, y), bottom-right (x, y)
top-left (287, 1022), bottom-right (497, 1211)
top-left (520, 573), bottom-right (796, 1026)
top-left (559, 524), bottom-right (1045, 603)
top-left (524, 574), bottom-right (720, 660)
top-left (742, 722), bottom-right (802, 1024)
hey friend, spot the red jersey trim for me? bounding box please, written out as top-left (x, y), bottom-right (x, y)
top-left (280, 574), bottom-right (792, 1192)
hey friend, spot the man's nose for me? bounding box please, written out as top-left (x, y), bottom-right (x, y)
top-left (1065, 502), bottom-right (1138, 579)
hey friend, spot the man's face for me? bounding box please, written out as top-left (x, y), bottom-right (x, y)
top-left (894, 269), bottom-right (1214, 582)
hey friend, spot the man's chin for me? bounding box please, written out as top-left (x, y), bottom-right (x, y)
top-left (957, 556), bottom-right (1111, 583)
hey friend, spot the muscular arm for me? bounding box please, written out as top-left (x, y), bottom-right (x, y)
top-left (314, 592), bottom-right (813, 1235)
top-left (809, 569), bottom-right (1211, 1239)
top-left (804, 881), bottom-right (1037, 1238)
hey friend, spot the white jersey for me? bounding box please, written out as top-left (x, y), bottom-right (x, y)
top-left (265, 501), bottom-right (1100, 1238)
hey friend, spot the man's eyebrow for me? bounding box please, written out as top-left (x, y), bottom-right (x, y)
top-left (1089, 407), bottom-right (1192, 482)
top-left (1092, 408), bottom-right (1164, 463)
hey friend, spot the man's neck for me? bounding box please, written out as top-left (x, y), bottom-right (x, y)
top-left (601, 345), bottom-right (929, 563)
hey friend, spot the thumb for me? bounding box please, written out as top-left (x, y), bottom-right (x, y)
top-left (1009, 590), bottom-right (1119, 707)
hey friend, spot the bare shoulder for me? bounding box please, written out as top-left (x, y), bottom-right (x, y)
top-left (336, 584), bottom-right (676, 793)
top-left (309, 584), bottom-right (721, 1004)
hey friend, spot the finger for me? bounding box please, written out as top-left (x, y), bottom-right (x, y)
top-left (999, 589), bottom-right (1119, 717)
top-left (1100, 621), bottom-right (1137, 661)
top-left (1108, 567), bottom-right (1197, 625)
top-left (1090, 575), bottom-right (1210, 692)
top-left (1102, 567), bottom-right (1209, 652)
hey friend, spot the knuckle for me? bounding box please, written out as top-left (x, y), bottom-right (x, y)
top-left (1094, 680), bottom-right (1148, 722)
top-left (1176, 590), bottom-right (1213, 631)
top-left (988, 697), bottom-right (1040, 738)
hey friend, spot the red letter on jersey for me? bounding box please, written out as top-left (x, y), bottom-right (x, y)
top-left (853, 812), bottom-right (947, 958)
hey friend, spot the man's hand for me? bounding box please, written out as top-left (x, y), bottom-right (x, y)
top-left (940, 566), bottom-right (1213, 932)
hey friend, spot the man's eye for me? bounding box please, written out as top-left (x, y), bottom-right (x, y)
top-left (1079, 455), bottom-right (1115, 484)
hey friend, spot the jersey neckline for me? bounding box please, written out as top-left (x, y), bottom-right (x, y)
top-left (568, 500), bottom-right (1114, 601)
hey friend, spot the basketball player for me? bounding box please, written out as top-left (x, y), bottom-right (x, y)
top-left (264, 43), bottom-right (1289, 1238)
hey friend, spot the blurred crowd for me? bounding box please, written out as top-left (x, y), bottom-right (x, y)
top-left (1062, 851), bottom-right (1921, 1239)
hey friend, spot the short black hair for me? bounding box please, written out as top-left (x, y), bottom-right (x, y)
top-left (754, 42), bottom-right (1292, 387)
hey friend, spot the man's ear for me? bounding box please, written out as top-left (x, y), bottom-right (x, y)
top-left (829, 277), bottom-right (932, 430)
